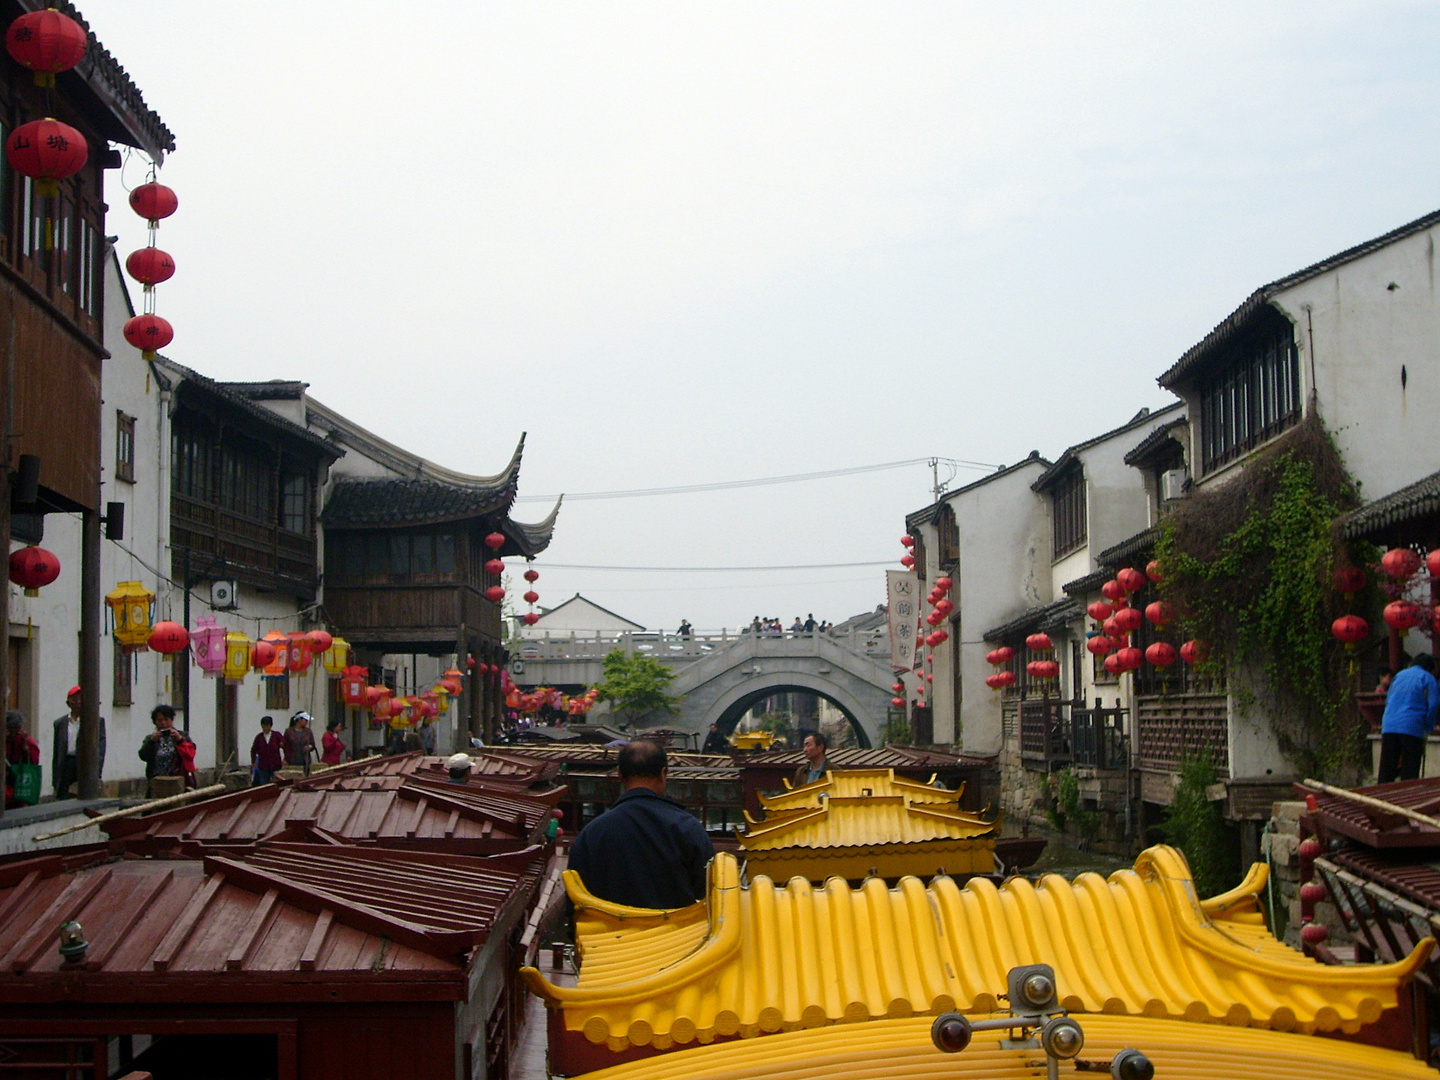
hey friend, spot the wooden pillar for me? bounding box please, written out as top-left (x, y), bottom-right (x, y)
top-left (78, 507), bottom-right (101, 799)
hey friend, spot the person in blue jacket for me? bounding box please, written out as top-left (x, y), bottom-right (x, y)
top-left (1378, 653), bottom-right (1440, 783)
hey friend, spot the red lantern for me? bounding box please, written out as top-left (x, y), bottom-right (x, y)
top-left (1299, 881), bottom-right (1327, 904)
top-left (929, 588), bottom-right (944, 604)
top-left (1428, 550), bottom-right (1440, 579)
top-left (935, 599), bottom-right (954, 617)
top-left (363, 685), bottom-right (386, 708)
top-left (926, 630), bottom-right (948, 647)
top-left (901, 535), bottom-right (915, 548)
top-left (1025, 632), bottom-right (1052, 651)
top-left (925, 672), bottom-right (933, 682)
top-left (5, 10), bottom-right (86, 77)
top-left (935, 577), bottom-right (953, 592)
top-left (993, 670), bottom-right (1016, 688)
top-left (900, 554), bottom-right (915, 568)
top-left (1381, 548), bottom-right (1422, 580)
top-left (892, 681), bottom-right (904, 692)
top-left (1027, 659), bottom-right (1059, 679)
top-left (1179, 640), bottom-right (1209, 665)
top-left (308, 629), bottom-right (334, 654)
top-left (1144, 601), bottom-right (1174, 628)
top-left (524, 568), bottom-right (539, 583)
top-left (125, 247), bottom-right (175, 286)
top-left (1145, 641), bottom-right (1178, 668)
top-left (147, 621), bottom-right (189, 655)
top-left (1086, 601), bottom-right (1113, 622)
top-left (341, 666), bottom-right (369, 706)
top-left (286, 632), bottom-right (314, 673)
top-left (251, 639), bottom-right (277, 670)
top-left (522, 590), bottom-right (539, 605)
top-left (891, 696), bottom-right (906, 708)
top-left (984, 674), bottom-right (1006, 691)
top-left (1384, 600), bottom-right (1423, 631)
top-left (1332, 566), bottom-right (1366, 595)
top-left (1085, 635), bottom-right (1115, 657)
top-left (1116, 567), bottom-right (1147, 593)
top-left (484, 532), bottom-right (506, 550)
top-left (1103, 652), bottom-right (1123, 675)
top-left (1115, 646), bottom-right (1143, 671)
top-left (988, 646), bottom-right (1014, 665)
top-left (6, 118), bottom-right (86, 190)
top-left (1101, 579), bottom-right (1126, 603)
top-left (1102, 615), bottom-right (1123, 640)
top-left (484, 558), bottom-right (505, 575)
top-left (1113, 606), bottom-right (1143, 634)
top-left (8, 545), bottom-right (59, 593)
top-left (1299, 837), bottom-right (1322, 861)
top-left (1299, 921), bottom-right (1328, 946)
top-left (485, 585), bottom-right (505, 603)
top-left (129, 182), bottom-right (178, 222)
top-left (122, 313), bottom-right (174, 354)
top-left (1145, 560), bottom-right (1163, 583)
top-left (1330, 615), bottom-right (1368, 644)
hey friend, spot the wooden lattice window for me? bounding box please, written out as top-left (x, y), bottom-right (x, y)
top-left (1051, 465), bottom-right (1086, 558)
top-left (115, 411), bottom-right (135, 483)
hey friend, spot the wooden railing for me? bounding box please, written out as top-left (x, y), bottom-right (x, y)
top-left (1135, 692), bottom-right (1229, 776)
top-left (1019, 698), bottom-right (1074, 765)
top-left (172, 493), bottom-right (316, 588)
top-left (325, 583), bottom-right (501, 643)
top-left (1070, 702), bottom-right (1128, 770)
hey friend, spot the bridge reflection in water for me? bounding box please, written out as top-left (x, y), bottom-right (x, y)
top-left (510, 630), bottom-right (900, 748)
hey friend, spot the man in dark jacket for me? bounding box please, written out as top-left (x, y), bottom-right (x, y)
top-left (567, 739), bottom-right (714, 909)
top-left (52, 685), bottom-right (106, 799)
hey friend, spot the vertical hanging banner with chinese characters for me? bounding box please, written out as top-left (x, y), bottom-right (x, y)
top-left (886, 570), bottom-right (919, 671)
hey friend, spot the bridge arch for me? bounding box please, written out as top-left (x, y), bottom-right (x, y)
top-left (703, 672), bottom-right (877, 749)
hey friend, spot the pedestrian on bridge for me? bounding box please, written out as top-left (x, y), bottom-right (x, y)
top-left (702, 723), bottom-right (729, 754)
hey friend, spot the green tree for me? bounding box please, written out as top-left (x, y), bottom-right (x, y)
top-left (594, 649), bottom-right (682, 725)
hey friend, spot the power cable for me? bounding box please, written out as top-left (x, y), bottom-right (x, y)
top-left (512, 456), bottom-right (1000, 503)
top-left (521, 560), bottom-right (893, 572)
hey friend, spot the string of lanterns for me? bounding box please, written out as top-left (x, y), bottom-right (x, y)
top-left (122, 168), bottom-right (177, 358)
top-left (4, 9), bottom-right (89, 201)
top-left (1331, 546), bottom-right (1440, 652)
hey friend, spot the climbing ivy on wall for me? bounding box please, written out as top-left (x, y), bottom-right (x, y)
top-left (1155, 415), bottom-right (1365, 779)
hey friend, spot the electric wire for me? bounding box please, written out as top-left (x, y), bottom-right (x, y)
top-left (520, 560), bottom-right (894, 572)
top-left (511, 456), bottom-right (1000, 503)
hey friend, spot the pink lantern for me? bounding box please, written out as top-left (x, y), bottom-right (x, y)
top-left (190, 615), bottom-right (228, 678)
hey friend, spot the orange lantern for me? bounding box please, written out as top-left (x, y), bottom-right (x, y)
top-left (286, 631), bottom-right (314, 673)
top-left (341, 665), bottom-right (369, 706)
top-left (260, 631), bottom-right (289, 676)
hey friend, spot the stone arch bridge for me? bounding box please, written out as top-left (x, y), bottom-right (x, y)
top-left (509, 629), bottom-right (898, 748)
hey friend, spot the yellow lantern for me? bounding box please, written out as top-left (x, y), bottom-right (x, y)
top-left (430, 684), bottom-right (450, 714)
top-left (322, 636), bottom-right (350, 677)
top-left (105, 581), bottom-right (155, 649)
top-left (223, 632), bottom-right (253, 682)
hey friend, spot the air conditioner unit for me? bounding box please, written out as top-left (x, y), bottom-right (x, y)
top-left (210, 579), bottom-right (239, 610)
top-left (1161, 468), bottom-right (1189, 502)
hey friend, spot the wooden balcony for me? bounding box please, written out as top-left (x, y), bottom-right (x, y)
top-left (171, 493), bottom-right (317, 595)
top-left (325, 583), bottom-right (502, 649)
top-left (1135, 692), bottom-right (1229, 777)
top-left (1019, 698), bottom-right (1073, 766)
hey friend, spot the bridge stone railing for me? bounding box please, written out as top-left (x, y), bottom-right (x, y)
top-left (510, 628), bottom-right (890, 663)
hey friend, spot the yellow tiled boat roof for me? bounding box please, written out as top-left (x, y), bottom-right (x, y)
top-left (521, 847), bottom-right (1432, 1053)
top-left (739, 769), bottom-right (996, 851)
top-left (571, 1012), bottom-right (1437, 1080)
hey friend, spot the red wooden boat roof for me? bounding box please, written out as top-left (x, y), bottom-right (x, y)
top-left (102, 779), bottom-right (549, 851)
top-left (319, 750), bottom-right (562, 789)
top-left (1302, 777), bottom-right (1440, 849)
top-left (0, 843), bottom-right (544, 1002)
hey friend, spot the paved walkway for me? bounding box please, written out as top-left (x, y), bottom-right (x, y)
top-left (0, 797), bottom-right (121, 856)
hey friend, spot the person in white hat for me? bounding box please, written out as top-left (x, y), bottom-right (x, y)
top-left (446, 752), bottom-right (473, 784)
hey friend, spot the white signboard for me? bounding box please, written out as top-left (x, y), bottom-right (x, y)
top-left (886, 570), bottom-right (919, 671)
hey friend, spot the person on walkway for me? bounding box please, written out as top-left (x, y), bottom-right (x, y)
top-left (803, 614), bottom-right (817, 635)
top-left (446, 752), bottom-right (473, 783)
top-left (321, 719), bottom-right (347, 766)
top-left (250, 716), bottom-right (284, 785)
top-left (702, 722), bottom-right (729, 754)
top-left (677, 619), bottom-right (693, 640)
top-left (566, 739), bottom-right (714, 909)
top-left (138, 705), bottom-right (194, 797)
top-left (52, 685), bottom-right (106, 800)
top-left (794, 731), bottom-right (830, 786)
top-left (1379, 653), bottom-right (1440, 783)
top-left (284, 712), bottom-right (317, 774)
top-left (6, 711), bottom-right (40, 808)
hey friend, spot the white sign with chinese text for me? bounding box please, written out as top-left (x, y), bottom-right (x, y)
top-left (886, 570), bottom-right (919, 671)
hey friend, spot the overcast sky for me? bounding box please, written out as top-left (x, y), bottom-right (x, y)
top-left (84, 1), bottom-right (1440, 632)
